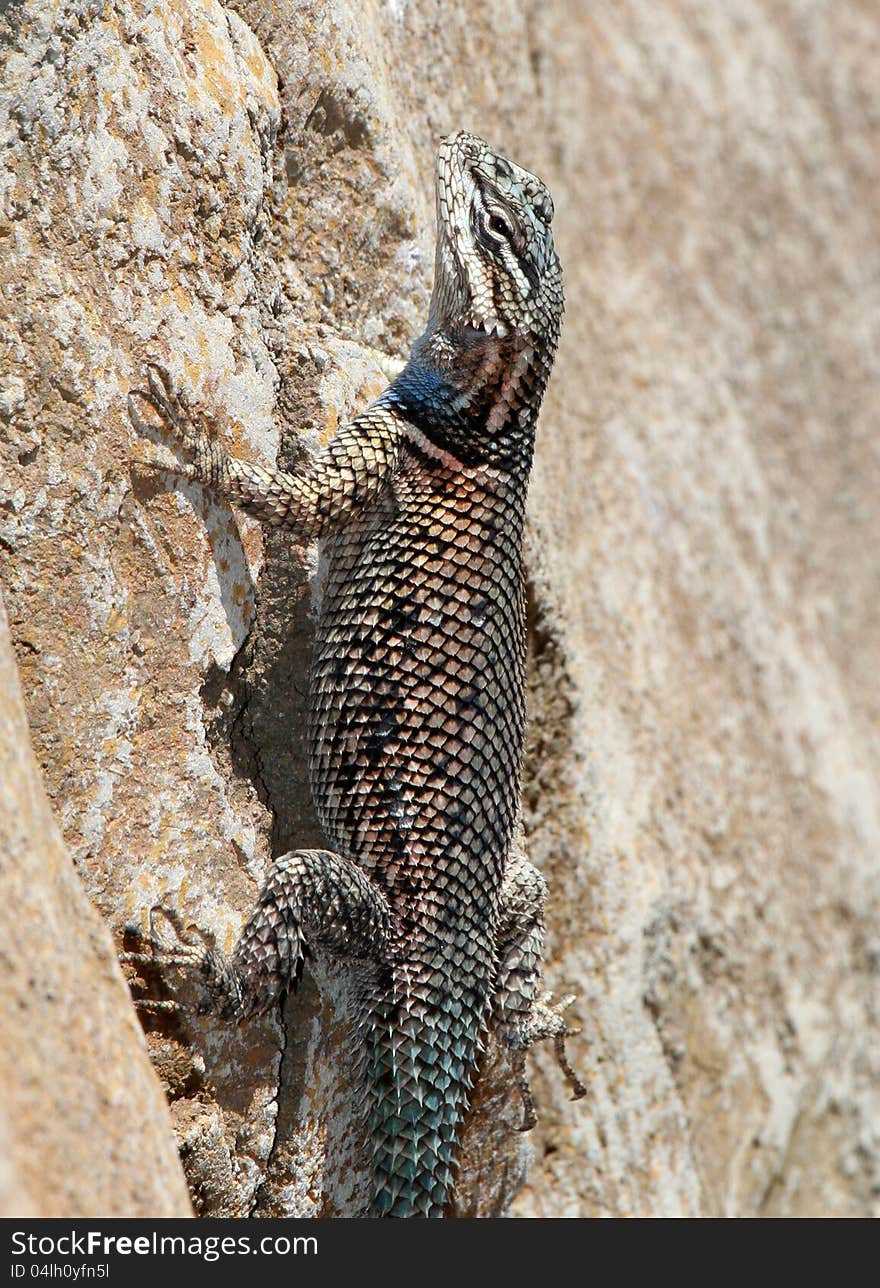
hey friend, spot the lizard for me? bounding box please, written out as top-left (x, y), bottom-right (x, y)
top-left (125, 130), bottom-right (586, 1218)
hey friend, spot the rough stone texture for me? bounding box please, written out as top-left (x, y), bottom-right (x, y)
top-left (0, 593), bottom-right (191, 1216)
top-left (1, 0), bottom-right (878, 1217)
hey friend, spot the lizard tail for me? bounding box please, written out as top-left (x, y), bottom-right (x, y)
top-left (365, 982), bottom-right (485, 1217)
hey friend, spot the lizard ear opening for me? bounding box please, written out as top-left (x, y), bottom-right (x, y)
top-left (532, 191), bottom-right (554, 226)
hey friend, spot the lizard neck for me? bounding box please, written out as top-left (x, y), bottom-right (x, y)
top-left (384, 320), bottom-right (555, 473)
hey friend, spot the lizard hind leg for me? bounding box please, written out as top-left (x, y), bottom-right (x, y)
top-left (491, 856), bottom-right (587, 1131)
top-left (123, 848), bottom-right (392, 1023)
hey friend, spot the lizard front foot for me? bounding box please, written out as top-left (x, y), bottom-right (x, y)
top-left (127, 363), bottom-right (230, 490)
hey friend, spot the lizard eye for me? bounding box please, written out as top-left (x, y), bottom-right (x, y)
top-left (480, 206), bottom-right (523, 251)
top-left (487, 212), bottom-right (512, 238)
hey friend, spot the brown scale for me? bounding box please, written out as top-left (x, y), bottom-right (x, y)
top-left (125, 132), bottom-right (585, 1218)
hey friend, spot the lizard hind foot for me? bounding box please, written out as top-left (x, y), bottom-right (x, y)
top-left (149, 902), bottom-right (214, 962)
top-left (534, 991), bottom-right (588, 1103)
top-left (121, 904), bottom-right (224, 1018)
top-left (127, 363), bottom-right (179, 434)
top-left (505, 991), bottom-right (588, 1130)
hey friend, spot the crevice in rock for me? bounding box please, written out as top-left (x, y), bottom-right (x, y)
top-left (248, 989), bottom-right (290, 1218)
top-left (521, 530), bottom-right (586, 901)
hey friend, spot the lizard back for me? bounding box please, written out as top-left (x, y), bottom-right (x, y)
top-left (310, 442), bottom-right (531, 1215)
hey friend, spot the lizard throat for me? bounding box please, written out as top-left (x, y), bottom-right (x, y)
top-left (384, 334), bottom-right (540, 471)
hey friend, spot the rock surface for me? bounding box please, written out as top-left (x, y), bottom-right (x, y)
top-left (0, 594), bottom-right (191, 1216)
top-left (1, 0), bottom-right (878, 1217)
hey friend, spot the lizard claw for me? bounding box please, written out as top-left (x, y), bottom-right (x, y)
top-left (147, 904), bottom-right (216, 968)
top-left (127, 363), bottom-right (175, 432)
top-left (533, 991), bottom-right (589, 1104)
top-left (144, 363), bottom-right (188, 427)
top-left (543, 992), bottom-right (588, 1101)
top-left (130, 997), bottom-right (182, 1015)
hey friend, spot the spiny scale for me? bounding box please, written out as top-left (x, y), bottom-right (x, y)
top-left (128, 132), bottom-right (585, 1218)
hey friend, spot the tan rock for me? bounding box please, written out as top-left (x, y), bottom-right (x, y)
top-left (0, 593), bottom-right (190, 1216)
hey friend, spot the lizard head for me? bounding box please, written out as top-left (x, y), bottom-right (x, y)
top-left (430, 131), bottom-right (563, 342)
top-left (390, 133), bottom-right (563, 470)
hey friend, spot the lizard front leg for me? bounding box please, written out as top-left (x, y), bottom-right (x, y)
top-left (492, 856), bottom-right (587, 1131)
top-left (126, 849), bottom-right (391, 1020)
top-left (127, 363), bottom-right (401, 537)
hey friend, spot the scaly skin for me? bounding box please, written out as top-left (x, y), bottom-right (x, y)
top-left (126, 132), bottom-right (585, 1218)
